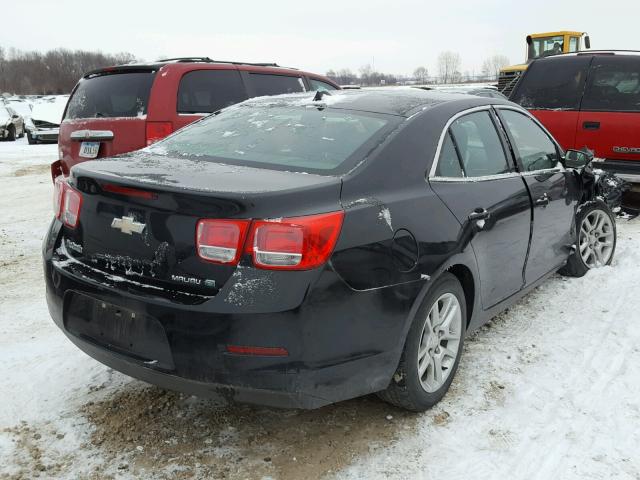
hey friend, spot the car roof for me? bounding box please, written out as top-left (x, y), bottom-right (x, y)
top-left (240, 88), bottom-right (512, 117)
top-left (532, 50), bottom-right (640, 63)
top-left (83, 58), bottom-right (330, 81)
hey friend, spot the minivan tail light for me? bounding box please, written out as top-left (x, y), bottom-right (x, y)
top-left (61, 186), bottom-right (83, 228)
top-left (146, 121), bottom-right (173, 146)
top-left (53, 175), bottom-right (65, 219)
top-left (249, 211), bottom-right (344, 270)
top-left (196, 219), bottom-right (250, 264)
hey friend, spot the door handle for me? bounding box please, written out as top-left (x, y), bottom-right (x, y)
top-left (534, 193), bottom-right (550, 207)
top-left (582, 121), bottom-right (600, 130)
top-left (468, 208), bottom-right (490, 221)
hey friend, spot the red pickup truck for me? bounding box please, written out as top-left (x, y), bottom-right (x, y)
top-left (510, 51), bottom-right (640, 185)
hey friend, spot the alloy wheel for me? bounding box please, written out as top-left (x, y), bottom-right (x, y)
top-left (579, 209), bottom-right (614, 268)
top-left (417, 292), bottom-right (462, 393)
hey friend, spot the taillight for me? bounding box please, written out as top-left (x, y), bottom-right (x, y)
top-left (61, 187), bottom-right (83, 228)
top-left (248, 211), bottom-right (344, 270)
top-left (53, 177), bottom-right (82, 228)
top-left (196, 219), bottom-right (250, 264)
top-left (51, 160), bottom-right (64, 183)
top-left (145, 121), bottom-right (173, 146)
top-left (53, 175), bottom-right (65, 219)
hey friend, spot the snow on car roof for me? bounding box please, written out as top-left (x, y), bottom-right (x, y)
top-left (240, 88), bottom-right (486, 117)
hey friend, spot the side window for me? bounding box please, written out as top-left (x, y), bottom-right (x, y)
top-left (177, 70), bottom-right (248, 114)
top-left (309, 78), bottom-right (337, 92)
top-left (435, 131), bottom-right (464, 177)
top-left (249, 74), bottom-right (305, 96)
top-left (500, 110), bottom-right (559, 171)
top-left (511, 56), bottom-right (591, 110)
top-left (582, 56), bottom-right (640, 112)
top-left (449, 111), bottom-right (511, 177)
top-left (569, 37), bottom-right (579, 53)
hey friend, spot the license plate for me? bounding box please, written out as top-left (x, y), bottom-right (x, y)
top-left (79, 141), bottom-right (100, 158)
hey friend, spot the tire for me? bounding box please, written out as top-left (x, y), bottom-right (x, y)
top-left (27, 131), bottom-right (36, 145)
top-left (18, 126), bottom-right (25, 138)
top-left (559, 200), bottom-right (616, 278)
top-left (378, 272), bottom-right (466, 411)
top-left (7, 125), bottom-right (16, 141)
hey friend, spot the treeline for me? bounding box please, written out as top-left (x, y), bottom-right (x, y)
top-left (0, 47), bottom-right (136, 95)
top-left (327, 52), bottom-right (511, 86)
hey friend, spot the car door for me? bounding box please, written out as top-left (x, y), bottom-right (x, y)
top-left (496, 106), bottom-right (578, 284)
top-left (575, 55), bottom-right (640, 161)
top-left (429, 108), bottom-right (532, 309)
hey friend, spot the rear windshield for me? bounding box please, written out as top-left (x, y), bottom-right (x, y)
top-left (65, 71), bottom-right (156, 120)
top-left (511, 56), bottom-right (591, 110)
top-left (148, 104), bottom-right (397, 174)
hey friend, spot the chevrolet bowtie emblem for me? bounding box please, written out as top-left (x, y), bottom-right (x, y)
top-left (111, 216), bottom-right (146, 235)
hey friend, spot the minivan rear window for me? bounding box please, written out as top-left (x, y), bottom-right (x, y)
top-left (148, 105), bottom-right (397, 174)
top-left (65, 71), bottom-right (156, 120)
top-left (511, 57), bottom-right (591, 110)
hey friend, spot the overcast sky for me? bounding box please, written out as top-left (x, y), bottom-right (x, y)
top-left (4, 0), bottom-right (640, 77)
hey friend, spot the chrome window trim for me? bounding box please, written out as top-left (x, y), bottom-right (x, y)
top-left (493, 105), bottom-right (567, 174)
top-left (430, 171), bottom-right (521, 183)
top-left (428, 105), bottom-right (522, 182)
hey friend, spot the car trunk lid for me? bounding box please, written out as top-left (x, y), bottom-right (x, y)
top-left (60, 153), bottom-right (342, 299)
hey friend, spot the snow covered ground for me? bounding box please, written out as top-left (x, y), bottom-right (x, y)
top-left (1, 136), bottom-right (639, 480)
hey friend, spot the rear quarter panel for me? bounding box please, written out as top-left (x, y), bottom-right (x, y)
top-left (332, 102), bottom-right (482, 344)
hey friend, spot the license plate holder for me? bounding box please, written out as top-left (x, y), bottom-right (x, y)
top-left (79, 141), bottom-right (100, 158)
top-left (64, 293), bottom-right (173, 368)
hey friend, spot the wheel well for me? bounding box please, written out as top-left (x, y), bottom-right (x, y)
top-left (447, 264), bottom-right (474, 327)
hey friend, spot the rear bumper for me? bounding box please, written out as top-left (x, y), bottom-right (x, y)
top-left (30, 128), bottom-right (59, 142)
top-left (43, 221), bottom-right (420, 409)
top-left (594, 159), bottom-right (640, 184)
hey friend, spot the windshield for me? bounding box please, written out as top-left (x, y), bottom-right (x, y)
top-left (530, 36), bottom-right (565, 60)
top-left (0, 106), bottom-right (10, 118)
top-left (148, 104), bottom-right (397, 174)
top-left (65, 71), bottom-right (156, 120)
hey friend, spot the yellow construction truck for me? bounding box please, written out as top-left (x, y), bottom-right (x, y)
top-left (498, 31), bottom-right (591, 96)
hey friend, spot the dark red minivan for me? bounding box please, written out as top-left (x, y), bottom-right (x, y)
top-left (510, 51), bottom-right (640, 184)
top-left (54, 58), bottom-right (339, 179)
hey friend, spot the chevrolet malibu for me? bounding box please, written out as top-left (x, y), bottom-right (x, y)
top-left (43, 89), bottom-right (616, 411)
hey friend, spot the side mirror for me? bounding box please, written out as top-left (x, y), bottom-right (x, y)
top-left (564, 149), bottom-right (592, 169)
top-left (12, 114), bottom-right (19, 119)
top-left (584, 35), bottom-right (591, 49)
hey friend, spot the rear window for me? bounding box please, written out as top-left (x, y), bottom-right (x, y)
top-left (511, 57), bottom-right (591, 110)
top-left (148, 105), bottom-right (397, 174)
top-left (177, 70), bottom-right (248, 114)
top-left (249, 74), bottom-right (305, 97)
top-left (582, 56), bottom-right (640, 112)
top-left (65, 71), bottom-right (156, 120)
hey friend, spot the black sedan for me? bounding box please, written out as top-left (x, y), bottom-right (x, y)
top-left (44, 89), bottom-right (616, 411)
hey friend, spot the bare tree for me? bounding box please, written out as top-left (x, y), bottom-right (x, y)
top-left (437, 51), bottom-right (461, 84)
top-left (413, 66), bottom-right (429, 84)
top-left (481, 55), bottom-right (510, 80)
top-left (0, 47), bottom-right (137, 95)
